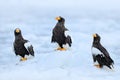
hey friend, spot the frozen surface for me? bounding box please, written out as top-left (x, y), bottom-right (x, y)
top-left (0, 0), bottom-right (120, 80)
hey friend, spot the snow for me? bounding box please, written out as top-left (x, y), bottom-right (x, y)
top-left (0, 0), bottom-right (120, 80)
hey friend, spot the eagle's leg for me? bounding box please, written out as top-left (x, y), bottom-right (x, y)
top-left (20, 57), bottom-right (27, 61)
top-left (94, 64), bottom-right (102, 68)
top-left (57, 44), bottom-right (66, 51)
top-left (57, 47), bottom-right (67, 51)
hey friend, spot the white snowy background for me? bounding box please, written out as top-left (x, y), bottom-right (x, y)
top-left (0, 0), bottom-right (120, 80)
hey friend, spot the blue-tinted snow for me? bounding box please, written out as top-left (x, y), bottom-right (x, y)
top-left (0, 0), bottom-right (120, 80)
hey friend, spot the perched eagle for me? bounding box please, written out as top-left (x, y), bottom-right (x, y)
top-left (91, 33), bottom-right (114, 69)
top-left (13, 28), bottom-right (34, 61)
top-left (51, 16), bottom-right (72, 51)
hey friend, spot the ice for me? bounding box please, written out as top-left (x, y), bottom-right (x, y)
top-left (0, 0), bottom-right (120, 80)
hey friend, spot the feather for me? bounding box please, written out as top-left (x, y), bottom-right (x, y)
top-left (64, 30), bottom-right (69, 37)
top-left (92, 47), bottom-right (104, 56)
top-left (24, 41), bottom-right (34, 56)
top-left (65, 35), bottom-right (72, 47)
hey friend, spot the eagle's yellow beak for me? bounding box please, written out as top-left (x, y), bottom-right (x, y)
top-left (93, 34), bottom-right (97, 38)
top-left (16, 28), bottom-right (20, 33)
top-left (55, 16), bottom-right (61, 20)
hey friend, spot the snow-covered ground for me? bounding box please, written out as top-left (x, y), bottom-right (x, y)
top-left (0, 0), bottom-right (120, 80)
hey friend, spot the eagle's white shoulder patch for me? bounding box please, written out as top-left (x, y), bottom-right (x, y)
top-left (92, 47), bottom-right (103, 55)
top-left (24, 42), bottom-right (31, 49)
top-left (65, 31), bottom-right (69, 37)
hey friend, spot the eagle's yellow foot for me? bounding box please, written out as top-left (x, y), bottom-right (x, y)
top-left (20, 57), bottom-right (27, 61)
top-left (56, 47), bottom-right (67, 51)
top-left (94, 64), bottom-right (101, 68)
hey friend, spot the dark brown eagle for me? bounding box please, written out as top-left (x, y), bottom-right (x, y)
top-left (13, 28), bottom-right (34, 61)
top-left (51, 16), bottom-right (72, 51)
top-left (92, 33), bottom-right (114, 69)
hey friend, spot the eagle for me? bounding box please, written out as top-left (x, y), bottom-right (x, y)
top-left (51, 16), bottom-right (72, 51)
top-left (91, 33), bottom-right (114, 69)
top-left (13, 28), bottom-right (34, 61)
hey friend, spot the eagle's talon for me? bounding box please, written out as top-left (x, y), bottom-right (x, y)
top-left (56, 47), bottom-right (67, 51)
top-left (20, 57), bottom-right (27, 61)
top-left (94, 64), bottom-right (101, 68)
